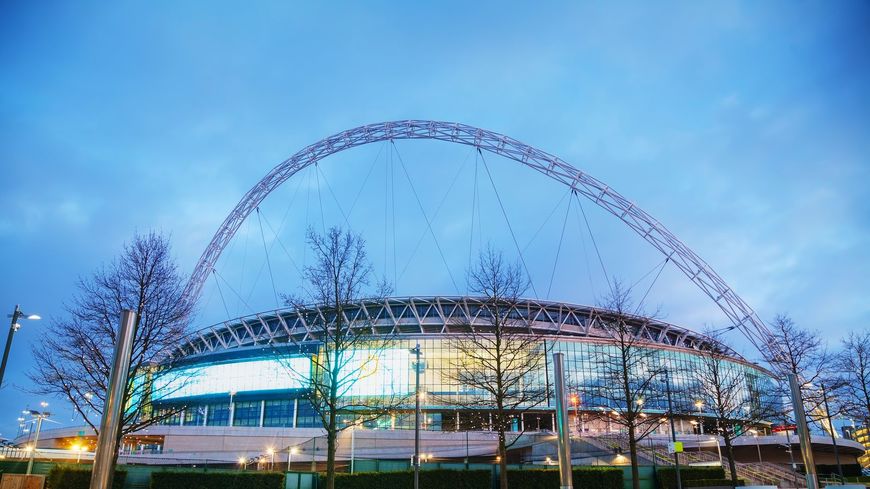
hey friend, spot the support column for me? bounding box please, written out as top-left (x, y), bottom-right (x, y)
top-left (553, 352), bottom-right (573, 489)
top-left (789, 374), bottom-right (818, 489)
top-left (89, 310), bottom-right (137, 489)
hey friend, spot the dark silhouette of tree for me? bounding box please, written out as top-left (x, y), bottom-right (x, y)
top-left (30, 232), bottom-right (193, 463)
top-left (696, 328), bottom-right (781, 484)
top-left (835, 331), bottom-right (870, 430)
top-left (587, 281), bottom-right (666, 489)
top-left (279, 227), bottom-right (401, 489)
top-left (767, 314), bottom-right (839, 429)
top-left (443, 246), bottom-right (547, 489)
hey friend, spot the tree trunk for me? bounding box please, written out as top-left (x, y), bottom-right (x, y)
top-left (498, 429), bottom-right (509, 489)
top-left (326, 410), bottom-right (337, 489)
top-left (723, 435), bottom-right (738, 486)
top-left (629, 425), bottom-right (640, 489)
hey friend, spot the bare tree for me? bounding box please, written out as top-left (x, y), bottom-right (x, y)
top-left (835, 331), bottom-right (870, 429)
top-left (587, 281), bottom-right (666, 489)
top-left (443, 247), bottom-right (547, 489)
top-left (278, 227), bottom-right (401, 489)
top-left (696, 328), bottom-right (780, 484)
top-left (29, 232), bottom-right (193, 462)
top-left (767, 314), bottom-right (838, 428)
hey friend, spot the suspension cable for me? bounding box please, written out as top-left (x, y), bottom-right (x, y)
top-left (547, 193), bottom-right (573, 298)
top-left (315, 164), bottom-right (351, 228)
top-left (635, 257), bottom-right (670, 315)
top-left (467, 152), bottom-right (480, 294)
top-left (477, 148), bottom-right (539, 298)
top-left (346, 142), bottom-right (385, 220)
top-left (314, 163), bottom-right (326, 234)
top-left (256, 207), bottom-right (281, 309)
top-left (524, 189), bottom-right (571, 253)
top-left (391, 140), bottom-right (461, 293)
top-left (211, 269), bottom-right (232, 319)
top-left (213, 268), bottom-right (255, 314)
top-left (574, 191), bottom-right (612, 296)
top-left (398, 148), bottom-right (472, 282)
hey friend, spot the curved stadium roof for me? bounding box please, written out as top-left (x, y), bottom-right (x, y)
top-left (172, 296), bottom-right (751, 364)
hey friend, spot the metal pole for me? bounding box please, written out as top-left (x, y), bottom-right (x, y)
top-left (755, 434), bottom-right (762, 464)
top-left (821, 384), bottom-right (843, 479)
top-left (350, 425), bottom-right (355, 474)
top-left (785, 429), bottom-right (799, 487)
top-left (25, 415), bottom-right (43, 475)
top-left (788, 373), bottom-right (818, 489)
top-left (413, 343), bottom-right (421, 489)
top-left (713, 438), bottom-right (722, 466)
top-left (663, 369), bottom-right (682, 489)
top-left (89, 310), bottom-right (137, 489)
top-left (553, 352), bottom-right (573, 489)
top-left (0, 305), bottom-right (22, 389)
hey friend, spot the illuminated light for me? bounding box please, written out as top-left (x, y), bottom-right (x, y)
top-left (290, 447), bottom-right (298, 455)
top-left (545, 456), bottom-right (552, 465)
top-left (238, 457), bottom-right (246, 465)
top-left (636, 398), bottom-right (644, 406)
top-left (694, 401), bottom-right (704, 408)
top-left (25, 446), bottom-right (34, 452)
top-left (267, 448), bottom-right (275, 455)
top-left (611, 410), bottom-right (619, 416)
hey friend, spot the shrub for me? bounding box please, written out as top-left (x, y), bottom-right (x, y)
top-left (47, 466), bottom-right (126, 489)
top-left (328, 469), bottom-right (492, 489)
top-left (507, 467), bottom-right (623, 489)
top-left (327, 469), bottom-right (490, 489)
top-left (684, 478), bottom-right (745, 488)
top-left (657, 467), bottom-right (726, 489)
top-left (150, 470), bottom-right (283, 489)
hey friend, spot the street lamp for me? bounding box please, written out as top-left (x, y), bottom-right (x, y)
top-left (0, 305), bottom-right (40, 389)
top-left (288, 447), bottom-right (298, 471)
top-left (25, 407), bottom-right (50, 475)
top-left (749, 429), bottom-right (762, 464)
top-left (694, 401), bottom-right (704, 435)
top-left (238, 457), bottom-right (246, 471)
top-left (409, 343), bottom-right (424, 489)
top-left (267, 448), bottom-right (275, 471)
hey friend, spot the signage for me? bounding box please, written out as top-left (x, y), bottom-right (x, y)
top-left (667, 441), bottom-right (684, 454)
top-left (772, 425), bottom-right (797, 433)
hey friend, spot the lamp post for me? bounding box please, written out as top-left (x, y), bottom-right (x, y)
top-left (695, 401), bottom-right (704, 435)
top-left (267, 447), bottom-right (275, 471)
top-left (25, 407), bottom-right (50, 475)
top-left (820, 384), bottom-right (843, 480)
top-left (749, 430), bottom-right (762, 464)
top-left (1, 305), bottom-right (40, 389)
top-left (288, 447), bottom-right (297, 471)
top-left (708, 437), bottom-right (722, 466)
top-left (662, 368), bottom-right (682, 489)
top-left (410, 343), bottom-right (423, 489)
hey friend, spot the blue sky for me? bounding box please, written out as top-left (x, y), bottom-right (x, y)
top-left (1, 1), bottom-right (868, 437)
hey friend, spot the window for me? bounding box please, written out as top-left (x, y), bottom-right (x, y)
top-left (296, 400), bottom-right (319, 428)
top-left (233, 401), bottom-right (261, 427)
top-left (263, 400), bottom-right (294, 427)
top-left (206, 402), bottom-right (230, 426)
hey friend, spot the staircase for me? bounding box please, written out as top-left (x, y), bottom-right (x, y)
top-left (578, 435), bottom-right (807, 488)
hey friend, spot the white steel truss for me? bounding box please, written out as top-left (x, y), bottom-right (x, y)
top-left (184, 120), bottom-right (780, 362)
top-left (171, 296), bottom-right (744, 362)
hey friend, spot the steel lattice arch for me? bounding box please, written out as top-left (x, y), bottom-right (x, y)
top-left (185, 120), bottom-right (778, 361)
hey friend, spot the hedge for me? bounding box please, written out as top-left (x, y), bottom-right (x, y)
top-left (47, 466), bottom-right (126, 489)
top-left (150, 470), bottom-right (284, 489)
top-left (816, 464), bottom-right (863, 478)
top-left (683, 478), bottom-right (745, 488)
top-left (506, 467), bottom-right (623, 489)
top-left (657, 467), bottom-right (727, 489)
top-left (326, 469), bottom-right (490, 489)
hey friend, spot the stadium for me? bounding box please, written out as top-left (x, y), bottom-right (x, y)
top-left (11, 121), bottom-right (866, 480)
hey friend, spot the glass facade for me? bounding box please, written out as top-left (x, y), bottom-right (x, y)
top-left (151, 336), bottom-right (775, 433)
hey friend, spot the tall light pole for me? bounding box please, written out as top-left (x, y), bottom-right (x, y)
top-left (0, 305), bottom-right (40, 389)
top-left (25, 407), bottom-right (50, 475)
top-left (662, 369), bottom-right (682, 489)
top-left (553, 352), bottom-right (572, 489)
top-left (410, 343), bottom-right (423, 489)
top-left (288, 447), bottom-right (297, 471)
top-left (749, 429), bottom-right (762, 464)
top-left (694, 401), bottom-right (704, 435)
top-left (820, 384), bottom-right (843, 479)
